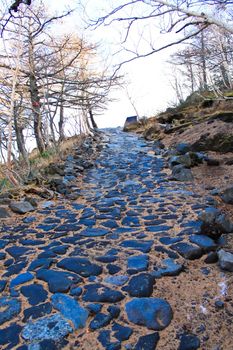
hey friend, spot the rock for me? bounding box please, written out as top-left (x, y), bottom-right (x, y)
top-left (36, 269), bottom-right (81, 293)
top-left (23, 303), bottom-right (52, 322)
top-left (170, 242), bottom-right (203, 260)
top-left (112, 322), bottom-right (133, 341)
top-left (125, 298), bottom-right (173, 331)
top-left (206, 158), bottom-right (220, 166)
top-left (120, 240), bottom-right (153, 253)
top-left (127, 254), bottom-right (149, 271)
top-left (123, 273), bottom-right (155, 297)
top-left (171, 165), bottom-right (194, 182)
top-left (0, 207), bottom-right (11, 218)
top-left (104, 275), bottom-right (129, 286)
top-left (176, 143), bottom-right (191, 155)
top-left (80, 228), bottom-right (109, 237)
top-left (107, 305), bottom-right (121, 318)
top-left (83, 283), bottom-right (125, 303)
top-left (0, 323), bottom-right (22, 348)
top-left (0, 280), bottom-right (7, 292)
top-left (10, 272), bottom-right (34, 289)
top-left (178, 333), bottom-right (200, 350)
top-left (221, 186), bottom-right (233, 204)
top-left (199, 207), bottom-right (233, 236)
top-left (189, 234), bottom-right (217, 252)
top-left (204, 252), bottom-right (218, 264)
top-left (135, 333), bottom-right (160, 350)
top-left (191, 131), bottom-right (233, 153)
top-left (20, 284), bottom-right (48, 305)
top-left (152, 258), bottom-right (183, 278)
top-left (123, 116), bottom-right (138, 132)
top-left (218, 249), bottom-right (233, 271)
top-left (89, 312), bottom-right (112, 330)
top-left (22, 313), bottom-right (73, 341)
top-left (57, 257), bottom-right (103, 277)
top-left (51, 293), bottom-right (88, 329)
top-left (169, 154), bottom-right (193, 168)
top-left (0, 297), bottom-right (21, 325)
top-left (9, 201), bottom-right (35, 214)
top-left (98, 330), bottom-right (121, 350)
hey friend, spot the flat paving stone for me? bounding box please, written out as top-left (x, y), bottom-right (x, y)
top-left (22, 313), bottom-right (73, 341)
top-left (20, 284), bottom-right (48, 305)
top-left (51, 293), bottom-right (88, 329)
top-left (135, 332), bottom-right (160, 350)
top-left (83, 283), bottom-right (125, 303)
top-left (57, 257), bottom-right (103, 277)
top-left (0, 297), bottom-right (21, 325)
top-left (123, 273), bottom-right (155, 297)
top-left (127, 254), bottom-right (149, 271)
top-left (125, 298), bottom-right (173, 331)
top-left (36, 269), bottom-right (81, 293)
top-left (120, 240), bottom-right (153, 253)
top-left (170, 242), bottom-right (203, 260)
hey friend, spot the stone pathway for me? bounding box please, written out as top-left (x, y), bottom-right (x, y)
top-left (0, 129), bottom-right (232, 349)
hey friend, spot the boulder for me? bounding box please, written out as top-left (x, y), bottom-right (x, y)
top-left (198, 207), bottom-right (233, 237)
top-left (221, 186), bottom-right (233, 204)
top-left (218, 249), bottom-right (233, 272)
top-left (171, 164), bottom-right (194, 182)
top-left (0, 207), bottom-right (11, 218)
top-left (9, 201), bottom-right (35, 214)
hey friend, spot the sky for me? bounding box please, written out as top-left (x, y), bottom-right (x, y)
top-left (43, 0), bottom-right (177, 128)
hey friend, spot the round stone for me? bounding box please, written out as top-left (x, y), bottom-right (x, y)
top-left (125, 298), bottom-right (173, 331)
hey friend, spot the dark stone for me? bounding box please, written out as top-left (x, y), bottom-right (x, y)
top-left (120, 240), bottom-right (153, 253)
top-left (51, 293), bottom-right (88, 329)
top-left (171, 165), bottom-right (193, 182)
top-left (0, 297), bottom-right (21, 325)
top-left (23, 302), bottom-right (52, 322)
top-left (4, 261), bottom-right (27, 277)
top-left (0, 280), bottom-right (7, 292)
top-left (135, 333), bottom-right (160, 350)
top-left (86, 303), bottom-right (102, 314)
top-left (123, 273), bottom-right (155, 297)
top-left (152, 258), bottom-right (183, 278)
top-left (107, 264), bottom-right (121, 275)
top-left (0, 207), bottom-right (11, 218)
top-left (112, 322), bottom-right (133, 341)
top-left (36, 269), bottom-right (81, 293)
top-left (83, 284), bottom-right (125, 303)
top-left (206, 158), bottom-right (220, 166)
top-left (80, 228), bottom-right (109, 237)
top-left (189, 234), bottom-right (217, 252)
top-left (28, 258), bottom-right (53, 271)
top-left (9, 201), bottom-right (35, 214)
top-left (125, 298), bottom-right (173, 330)
top-left (96, 255), bottom-right (118, 263)
top-left (10, 272), bottom-right (34, 289)
top-left (57, 257), bottom-right (103, 277)
top-left (0, 323), bottom-right (22, 348)
top-left (98, 330), bottom-right (121, 350)
top-left (89, 312), bottom-right (112, 330)
top-left (159, 236), bottom-right (183, 245)
top-left (178, 333), bottom-right (200, 350)
top-left (221, 186), bottom-right (233, 204)
top-left (20, 284), bottom-right (48, 305)
top-left (6, 246), bottom-right (31, 260)
top-left (22, 313), bottom-right (73, 341)
top-left (215, 300), bottom-right (224, 309)
top-left (218, 249), bottom-right (233, 271)
top-left (170, 242), bottom-right (203, 260)
top-left (0, 239), bottom-right (8, 248)
top-left (176, 143), bottom-right (191, 155)
top-left (204, 252), bottom-right (218, 264)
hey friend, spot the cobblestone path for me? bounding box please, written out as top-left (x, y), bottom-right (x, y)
top-left (0, 129), bottom-right (231, 349)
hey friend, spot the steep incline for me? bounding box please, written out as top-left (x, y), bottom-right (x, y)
top-left (0, 129), bottom-right (232, 349)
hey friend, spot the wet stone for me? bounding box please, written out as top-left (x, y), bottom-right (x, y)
top-left (178, 333), bottom-right (200, 350)
top-left (0, 297), bottom-right (21, 325)
top-left (152, 258), bottom-right (183, 278)
top-left (0, 280), bottom-right (7, 292)
top-left (10, 272), bottom-right (34, 289)
top-left (135, 333), bottom-right (160, 350)
top-left (0, 323), bottom-right (22, 348)
top-left (189, 234), bottom-right (217, 252)
top-left (123, 273), bottom-right (155, 297)
top-left (127, 254), bottom-right (149, 271)
top-left (51, 293), bottom-right (88, 329)
top-left (20, 284), bottom-right (48, 305)
top-left (89, 312), bottom-right (112, 330)
top-left (112, 322), bottom-right (133, 341)
top-left (125, 298), bottom-right (173, 331)
top-left (83, 283), bottom-right (125, 303)
top-left (22, 313), bottom-right (73, 342)
top-left (57, 257), bottom-right (103, 277)
top-left (104, 275), bottom-right (129, 286)
top-left (170, 242), bottom-right (203, 260)
top-left (80, 228), bottom-right (109, 237)
top-left (23, 302), bottom-right (52, 322)
top-left (120, 240), bottom-right (153, 253)
top-left (36, 269), bottom-right (81, 293)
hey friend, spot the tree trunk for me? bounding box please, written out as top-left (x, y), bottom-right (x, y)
top-left (13, 103), bottom-right (28, 163)
top-left (89, 109), bottom-right (98, 129)
top-left (29, 72), bottom-right (46, 153)
top-left (59, 104), bottom-right (65, 141)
